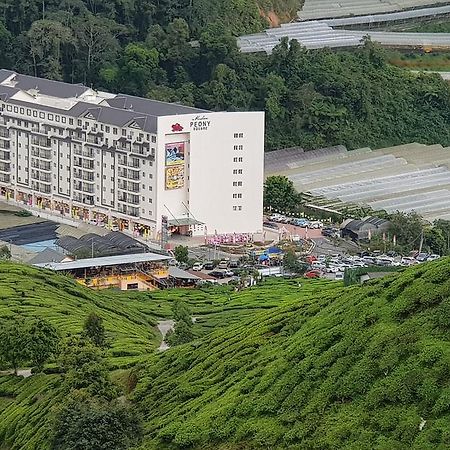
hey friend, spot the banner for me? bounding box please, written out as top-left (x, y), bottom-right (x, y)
top-left (165, 142), bottom-right (185, 166)
top-left (165, 165), bottom-right (184, 190)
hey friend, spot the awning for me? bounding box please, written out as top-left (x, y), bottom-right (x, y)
top-left (169, 267), bottom-right (201, 280)
top-left (168, 218), bottom-right (203, 226)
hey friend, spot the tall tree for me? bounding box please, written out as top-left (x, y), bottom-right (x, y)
top-left (0, 317), bottom-right (29, 375)
top-left (27, 318), bottom-right (60, 372)
top-left (83, 312), bottom-right (106, 347)
top-left (264, 175), bottom-right (301, 213)
top-left (27, 19), bottom-right (73, 79)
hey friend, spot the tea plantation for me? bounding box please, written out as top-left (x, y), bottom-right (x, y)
top-left (3, 259), bottom-right (450, 449)
top-left (0, 261), bottom-right (332, 449)
top-left (134, 258), bottom-right (450, 449)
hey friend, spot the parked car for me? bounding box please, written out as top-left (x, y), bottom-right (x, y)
top-left (416, 252), bottom-right (429, 262)
top-left (218, 260), bottom-right (229, 269)
top-left (263, 221), bottom-right (278, 229)
top-left (203, 261), bottom-right (215, 270)
top-left (192, 262), bottom-right (204, 271)
top-left (305, 270), bottom-right (321, 279)
top-left (209, 270), bottom-right (228, 279)
top-left (228, 260), bottom-right (239, 269)
top-left (427, 254), bottom-right (440, 261)
top-left (335, 272), bottom-right (344, 281)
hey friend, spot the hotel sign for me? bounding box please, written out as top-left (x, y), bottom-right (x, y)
top-left (190, 115), bottom-right (211, 132)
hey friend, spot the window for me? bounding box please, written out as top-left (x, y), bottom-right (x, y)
top-left (69, 118), bottom-right (73, 125)
top-left (55, 115), bottom-right (60, 122)
top-left (62, 117), bottom-right (66, 123)
top-left (113, 128), bottom-right (118, 135)
top-left (39, 112), bottom-right (45, 119)
top-left (233, 157), bottom-right (243, 163)
top-left (32, 110), bottom-right (37, 117)
top-left (105, 126), bottom-right (110, 133)
top-left (48, 114), bottom-right (53, 120)
top-left (233, 193), bottom-right (243, 199)
top-left (151, 135), bottom-right (156, 143)
top-left (233, 169), bottom-right (243, 175)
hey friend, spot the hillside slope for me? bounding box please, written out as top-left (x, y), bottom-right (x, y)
top-left (135, 259), bottom-right (450, 449)
top-left (0, 262), bottom-right (159, 367)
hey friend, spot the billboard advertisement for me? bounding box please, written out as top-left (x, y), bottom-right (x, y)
top-left (165, 165), bottom-right (184, 190)
top-left (165, 142), bottom-right (185, 166)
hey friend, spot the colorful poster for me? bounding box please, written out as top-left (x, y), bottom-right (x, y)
top-left (165, 142), bottom-right (185, 166)
top-left (165, 165), bottom-right (184, 190)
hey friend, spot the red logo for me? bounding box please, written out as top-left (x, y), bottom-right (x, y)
top-left (171, 123), bottom-right (183, 132)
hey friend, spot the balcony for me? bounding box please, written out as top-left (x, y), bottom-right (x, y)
top-left (132, 142), bottom-right (150, 155)
top-left (73, 169), bottom-right (94, 182)
top-left (0, 174), bottom-right (10, 183)
top-left (31, 137), bottom-right (51, 148)
top-left (73, 193), bottom-right (94, 205)
top-left (118, 192), bottom-right (139, 205)
top-left (31, 170), bottom-right (51, 183)
top-left (74, 148), bottom-right (95, 158)
top-left (118, 180), bottom-right (140, 193)
top-left (73, 182), bottom-right (94, 194)
top-left (86, 136), bottom-right (103, 146)
top-left (31, 125), bottom-right (50, 135)
top-left (0, 130), bottom-right (10, 139)
top-left (0, 162), bottom-right (10, 172)
top-left (73, 157), bottom-right (94, 170)
top-left (0, 150), bottom-right (10, 161)
top-left (0, 141), bottom-right (10, 150)
top-left (118, 203), bottom-right (139, 217)
top-left (31, 148), bottom-right (52, 160)
top-left (70, 131), bottom-right (85, 142)
top-left (31, 159), bottom-right (51, 172)
top-left (31, 182), bottom-right (51, 194)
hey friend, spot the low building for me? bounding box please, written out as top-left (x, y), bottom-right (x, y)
top-left (33, 252), bottom-right (171, 290)
top-left (341, 216), bottom-right (391, 241)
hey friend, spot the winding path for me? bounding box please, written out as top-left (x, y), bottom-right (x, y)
top-left (157, 320), bottom-right (175, 352)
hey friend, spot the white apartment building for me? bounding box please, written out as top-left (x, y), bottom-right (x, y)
top-left (0, 70), bottom-right (264, 240)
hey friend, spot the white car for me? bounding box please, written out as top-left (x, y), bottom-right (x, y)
top-left (428, 254), bottom-right (441, 261)
top-left (192, 262), bottom-right (204, 271)
top-left (335, 272), bottom-right (344, 281)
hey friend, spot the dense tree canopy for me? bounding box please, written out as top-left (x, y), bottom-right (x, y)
top-left (1, 1), bottom-right (450, 152)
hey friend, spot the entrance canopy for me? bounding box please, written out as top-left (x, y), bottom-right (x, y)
top-left (168, 218), bottom-right (203, 226)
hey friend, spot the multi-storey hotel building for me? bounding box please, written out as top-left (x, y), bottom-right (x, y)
top-left (0, 70), bottom-right (264, 239)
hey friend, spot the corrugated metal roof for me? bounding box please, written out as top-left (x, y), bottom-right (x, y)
top-left (33, 252), bottom-right (171, 270)
top-left (169, 266), bottom-right (201, 280)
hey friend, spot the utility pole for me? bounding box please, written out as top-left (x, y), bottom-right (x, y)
top-left (418, 229), bottom-right (424, 254)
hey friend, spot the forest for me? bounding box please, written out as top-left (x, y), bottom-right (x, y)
top-left (1, 0), bottom-right (450, 150)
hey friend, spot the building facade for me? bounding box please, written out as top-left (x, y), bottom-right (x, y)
top-left (0, 70), bottom-right (264, 240)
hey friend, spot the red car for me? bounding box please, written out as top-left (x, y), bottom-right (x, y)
top-left (304, 270), bottom-right (321, 279)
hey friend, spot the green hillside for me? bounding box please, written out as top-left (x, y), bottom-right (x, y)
top-left (0, 261), bottom-right (333, 450)
top-left (0, 262), bottom-right (160, 368)
top-left (134, 259), bottom-right (450, 450)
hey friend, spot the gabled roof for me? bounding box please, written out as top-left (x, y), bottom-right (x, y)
top-left (105, 93), bottom-right (208, 117)
top-left (0, 69), bottom-right (89, 98)
top-left (28, 248), bottom-right (68, 265)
